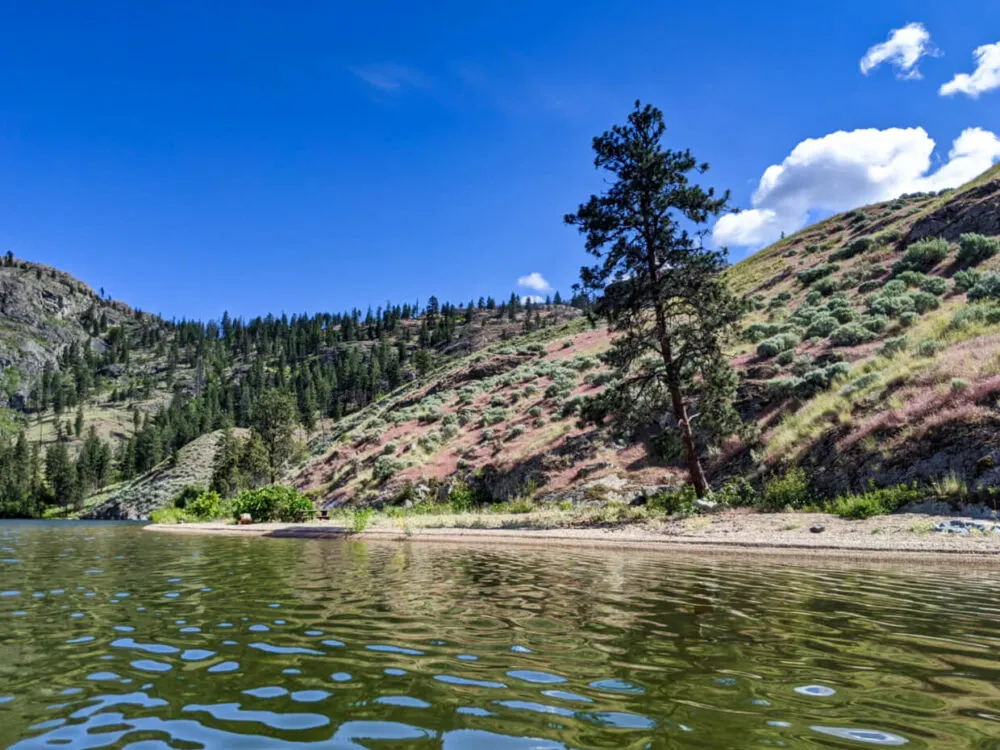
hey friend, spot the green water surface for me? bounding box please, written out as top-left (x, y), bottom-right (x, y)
top-left (2, 521), bottom-right (1000, 748)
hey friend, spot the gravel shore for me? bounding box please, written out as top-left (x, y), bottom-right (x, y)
top-left (144, 509), bottom-right (1000, 562)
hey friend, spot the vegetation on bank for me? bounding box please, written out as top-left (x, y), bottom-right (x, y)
top-left (149, 465), bottom-right (996, 529)
top-left (151, 484), bottom-right (314, 524)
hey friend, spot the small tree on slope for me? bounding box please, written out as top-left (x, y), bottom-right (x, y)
top-left (565, 101), bottom-right (747, 497)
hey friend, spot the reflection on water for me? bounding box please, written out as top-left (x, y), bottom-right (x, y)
top-left (2, 522), bottom-right (1000, 748)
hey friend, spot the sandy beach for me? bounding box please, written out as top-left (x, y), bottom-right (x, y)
top-left (143, 509), bottom-right (1000, 561)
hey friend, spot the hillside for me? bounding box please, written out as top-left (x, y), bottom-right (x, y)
top-left (287, 164), bottom-right (1000, 510)
top-left (0, 264), bottom-right (591, 518)
top-left (1, 164), bottom-right (999, 520)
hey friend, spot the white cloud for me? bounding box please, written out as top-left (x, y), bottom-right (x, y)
top-left (517, 272), bottom-right (553, 293)
top-left (350, 63), bottom-right (429, 92)
top-left (713, 126), bottom-right (1000, 248)
top-left (860, 22), bottom-right (935, 79)
top-left (940, 41), bottom-right (1000, 98)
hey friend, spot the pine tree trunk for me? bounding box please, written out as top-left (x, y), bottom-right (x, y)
top-left (668, 380), bottom-right (709, 497)
top-left (645, 230), bottom-right (710, 498)
top-left (654, 305), bottom-right (709, 498)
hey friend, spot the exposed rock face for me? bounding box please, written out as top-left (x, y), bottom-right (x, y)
top-left (802, 418), bottom-right (1000, 498)
top-left (0, 261), bottom-right (134, 398)
top-left (906, 180), bottom-right (1000, 245)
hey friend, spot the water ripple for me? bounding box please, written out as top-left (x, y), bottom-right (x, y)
top-left (4, 522), bottom-right (1000, 748)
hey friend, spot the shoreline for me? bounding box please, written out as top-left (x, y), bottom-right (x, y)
top-left (143, 510), bottom-right (1000, 562)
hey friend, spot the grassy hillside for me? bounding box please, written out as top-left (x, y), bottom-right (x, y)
top-left (3, 163), bottom-right (1000, 519)
top-left (289, 164), bottom-right (1000, 510)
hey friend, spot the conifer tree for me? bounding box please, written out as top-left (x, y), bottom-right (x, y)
top-left (565, 101), bottom-right (747, 497)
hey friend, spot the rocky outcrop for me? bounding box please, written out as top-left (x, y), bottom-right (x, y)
top-left (0, 261), bottom-right (135, 399)
top-left (906, 180), bottom-right (1000, 245)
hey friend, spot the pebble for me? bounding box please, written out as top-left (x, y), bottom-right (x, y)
top-left (934, 519), bottom-right (1000, 535)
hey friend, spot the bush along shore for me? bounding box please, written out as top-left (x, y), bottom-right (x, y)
top-left (150, 469), bottom-right (1000, 540)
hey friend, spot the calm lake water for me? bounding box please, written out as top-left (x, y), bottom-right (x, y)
top-left (2, 524), bottom-right (1000, 749)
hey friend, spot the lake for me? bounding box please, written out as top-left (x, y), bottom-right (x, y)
top-left (2, 523), bottom-right (1000, 748)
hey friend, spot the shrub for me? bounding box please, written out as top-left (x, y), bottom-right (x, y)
top-left (797, 263), bottom-right (840, 285)
top-left (760, 467), bottom-right (812, 511)
top-left (830, 484), bottom-right (920, 520)
top-left (560, 395), bottom-right (588, 418)
top-left (857, 280), bottom-right (881, 294)
top-left (813, 277), bottom-right (840, 296)
top-left (949, 303), bottom-right (1000, 330)
top-left (527, 406), bottom-right (543, 418)
top-left (418, 432), bottom-right (442, 453)
top-left (591, 371), bottom-right (615, 386)
top-left (744, 322), bottom-right (785, 342)
top-left (382, 442), bottom-right (397, 455)
top-left (479, 407), bottom-right (508, 427)
top-left (768, 291), bottom-right (792, 309)
top-left (765, 377), bottom-right (800, 400)
top-left (350, 508), bottom-right (374, 533)
top-left (899, 311), bottom-right (918, 328)
top-left (489, 394), bottom-right (507, 407)
top-left (957, 233), bottom-right (1000, 266)
top-left (232, 486), bottom-right (314, 522)
top-left (954, 268), bottom-right (984, 293)
top-left (569, 355), bottom-right (599, 372)
top-left (896, 270), bottom-right (926, 288)
top-left (544, 381), bottom-right (574, 399)
top-left (372, 456), bottom-right (405, 483)
top-left (840, 371), bottom-right (881, 397)
top-left (790, 354), bottom-right (815, 375)
top-left (829, 305), bottom-right (855, 323)
top-left (805, 316), bottom-right (838, 338)
top-left (188, 491), bottom-right (226, 520)
top-left (831, 236), bottom-right (875, 261)
top-left (879, 336), bottom-right (908, 356)
top-left (895, 238), bottom-right (949, 273)
top-left (911, 290), bottom-right (941, 313)
top-left (873, 228), bottom-right (902, 245)
top-left (881, 279), bottom-right (908, 296)
top-left (506, 425), bottom-right (525, 441)
top-left (775, 349), bottom-right (795, 366)
top-left (648, 485), bottom-right (697, 515)
top-left (917, 340), bottom-right (942, 357)
top-left (448, 481), bottom-right (476, 512)
top-left (867, 293), bottom-right (914, 317)
top-left (968, 273), bottom-right (1000, 302)
top-left (794, 362), bottom-right (849, 398)
top-left (171, 485), bottom-right (204, 510)
top-left (861, 315), bottom-right (889, 333)
top-left (919, 276), bottom-right (948, 296)
top-left (712, 478), bottom-right (757, 508)
top-left (830, 324), bottom-right (876, 347)
top-left (757, 332), bottom-right (800, 359)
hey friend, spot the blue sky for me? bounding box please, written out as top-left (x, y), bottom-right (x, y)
top-left (1, 1), bottom-right (998, 321)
